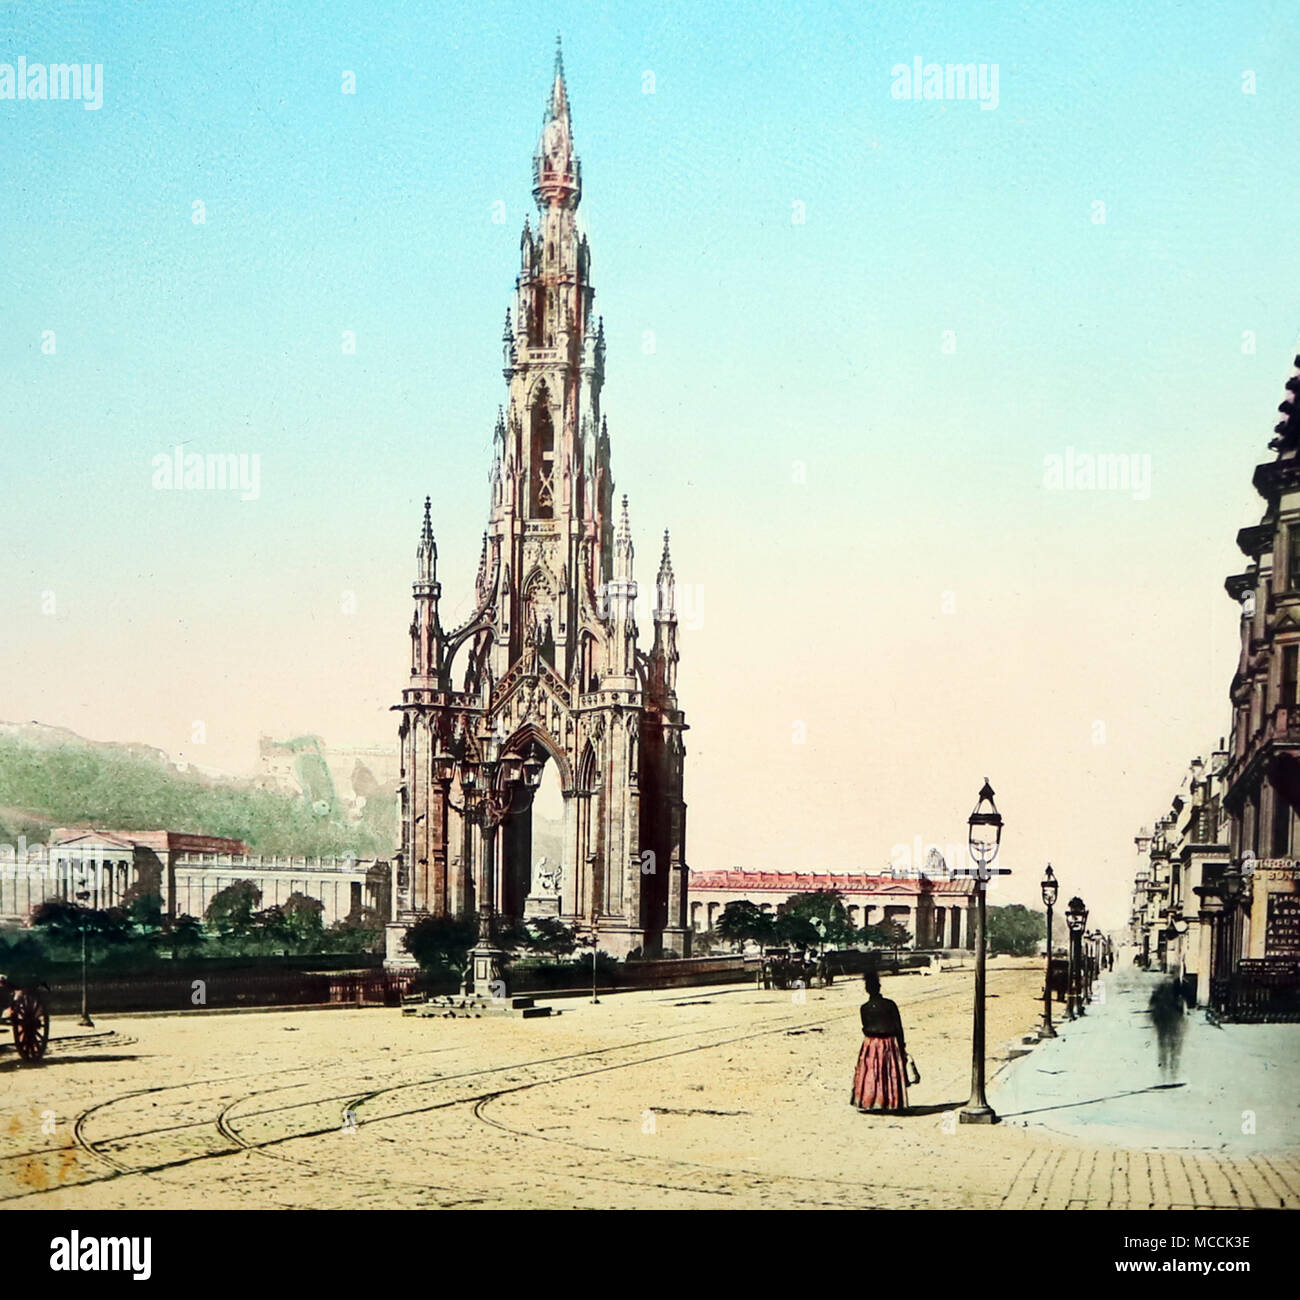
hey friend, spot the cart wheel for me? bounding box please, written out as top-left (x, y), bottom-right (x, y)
top-left (12, 991), bottom-right (49, 1062)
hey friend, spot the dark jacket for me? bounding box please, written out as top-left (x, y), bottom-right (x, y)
top-left (860, 995), bottom-right (906, 1054)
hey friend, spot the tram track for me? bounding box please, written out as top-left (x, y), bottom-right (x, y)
top-left (1, 970), bottom-right (1023, 1206)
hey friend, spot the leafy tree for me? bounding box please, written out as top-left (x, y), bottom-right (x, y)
top-left (169, 913), bottom-right (204, 958)
top-left (205, 880), bottom-right (262, 939)
top-left (715, 900), bottom-right (775, 950)
top-left (774, 911), bottom-right (822, 950)
top-left (29, 899), bottom-right (87, 946)
top-left (491, 915), bottom-right (531, 952)
top-left (31, 900), bottom-right (132, 951)
top-left (0, 927), bottom-right (49, 984)
top-left (404, 913), bottom-right (478, 980)
top-left (326, 905), bottom-right (384, 954)
top-left (281, 892), bottom-right (325, 952)
top-left (691, 929), bottom-right (720, 956)
top-left (863, 919), bottom-right (912, 955)
top-left (986, 903), bottom-right (1045, 958)
top-left (252, 904), bottom-right (294, 955)
top-left (126, 892), bottom-right (164, 937)
top-left (524, 916), bottom-right (578, 958)
top-left (777, 890), bottom-right (857, 949)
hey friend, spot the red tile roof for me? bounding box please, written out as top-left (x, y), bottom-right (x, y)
top-left (688, 868), bottom-right (974, 896)
top-left (51, 828), bottom-right (249, 855)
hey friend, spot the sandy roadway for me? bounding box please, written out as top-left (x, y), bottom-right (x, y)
top-left (1, 958), bottom-right (1296, 1209)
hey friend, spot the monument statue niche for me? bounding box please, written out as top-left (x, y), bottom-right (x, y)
top-left (524, 855), bottom-right (562, 919)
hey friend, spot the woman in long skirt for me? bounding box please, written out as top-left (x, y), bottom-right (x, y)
top-left (851, 970), bottom-right (909, 1113)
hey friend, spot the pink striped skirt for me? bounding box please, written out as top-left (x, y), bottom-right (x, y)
top-left (851, 1035), bottom-right (908, 1112)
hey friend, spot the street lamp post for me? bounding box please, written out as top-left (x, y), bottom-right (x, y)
top-left (1065, 897), bottom-right (1088, 1020)
top-left (74, 880), bottom-right (94, 1029)
top-left (957, 780), bottom-right (1009, 1125)
top-left (1039, 864), bottom-right (1058, 1039)
top-left (444, 731), bottom-right (546, 999)
top-left (1165, 912), bottom-right (1189, 989)
top-left (1221, 864), bottom-right (1245, 978)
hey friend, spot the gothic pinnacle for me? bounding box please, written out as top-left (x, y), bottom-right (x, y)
top-left (615, 493), bottom-right (632, 548)
top-left (658, 529), bottom-right (674, 582)
top-left (417, 495), bottom-right (438, 580)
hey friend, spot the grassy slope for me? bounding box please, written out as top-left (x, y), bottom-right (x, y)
top-left (0, 729), bottom-right (395, 858)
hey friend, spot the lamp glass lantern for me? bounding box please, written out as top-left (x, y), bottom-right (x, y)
top-left (1040, 864), bottom-right (1058, 909)
top-left (967, 780), bottom-right (1003, 876)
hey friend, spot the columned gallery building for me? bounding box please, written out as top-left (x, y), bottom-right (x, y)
top-left (688, 869), bottom-right (977, 951)
top-left (0, 829), bottom-right (388, 929)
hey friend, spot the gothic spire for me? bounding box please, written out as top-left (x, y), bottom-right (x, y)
top-left (533, 37), bottom-right (580, 208)
top-left (550, 33), bottom-right (567, 118)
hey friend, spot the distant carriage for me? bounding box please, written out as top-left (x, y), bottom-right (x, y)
top-left (0, 975), bottom-right (49, 1061)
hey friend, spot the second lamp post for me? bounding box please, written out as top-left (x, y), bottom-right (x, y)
top-left (959, 780), bottom-right (1010, 1125)
top-left (1039, 864), bottom-right (1058, 1038)
top-left (1065, 896), bottom-right (1089, 1020)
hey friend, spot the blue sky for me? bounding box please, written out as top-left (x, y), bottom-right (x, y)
top-left (3, 1), bottom-right (1298, 923)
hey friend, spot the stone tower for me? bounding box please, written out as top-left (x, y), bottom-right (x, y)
top-left (386, 44), bottom-right (690, 966)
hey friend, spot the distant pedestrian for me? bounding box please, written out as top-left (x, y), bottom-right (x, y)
top-left (1147, 978), bottom-right (1186, 1079)
top-left (851, 970), bottom-right (909, 1113)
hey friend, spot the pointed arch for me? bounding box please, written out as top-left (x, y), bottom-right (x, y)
top-left (577, 738), bottom-right (599, 793)
top-left (504, 721), bottom-right (573, 789)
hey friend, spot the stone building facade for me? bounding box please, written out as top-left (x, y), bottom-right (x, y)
top-left (387, 48), bottom-right (689, 965)
top-left (1130, 752), bottom-right (1231, 1005)
top-left (0, 828), bottom-right (389, 930)
top-left (1217, 352), bottom-right (1300, 982)
top-left (1132, 352), bottom-right (1300, 1013)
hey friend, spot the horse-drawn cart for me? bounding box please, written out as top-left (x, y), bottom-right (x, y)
top-left (0, 975), bottom-right (50, 1061)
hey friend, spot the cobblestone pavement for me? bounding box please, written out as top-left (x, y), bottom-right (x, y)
top-left (0, 960), bottom-right (1296, 1209)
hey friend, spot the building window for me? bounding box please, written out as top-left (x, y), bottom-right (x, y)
top-left (1289, 528), bottom-right (1300, 591)
top-left (529, 395), bottom-right (555, 519)
top-left (1283, 645), bottom-right (1299, 709)
top-left (1273, 790), bottom-right (1291, 857)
